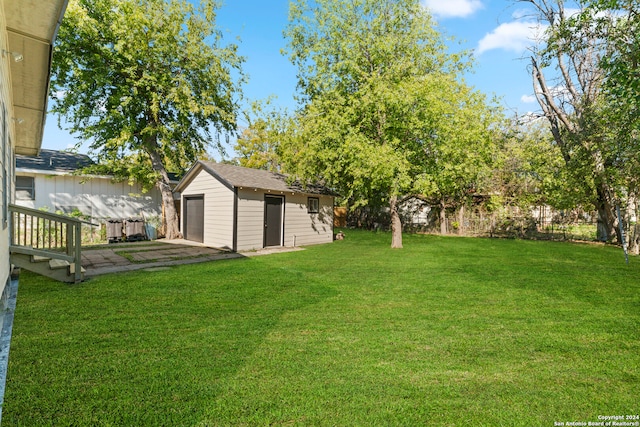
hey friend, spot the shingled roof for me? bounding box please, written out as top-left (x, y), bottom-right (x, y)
top-left (175, 161), bottom-right (335, 196)
top-left (15, 149), bottom-right (181, 182)
top-left (16, 149), bottom-right (93, 173)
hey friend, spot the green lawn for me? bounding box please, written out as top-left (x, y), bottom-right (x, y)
top-left (4, 231), bottom-right (639, 426)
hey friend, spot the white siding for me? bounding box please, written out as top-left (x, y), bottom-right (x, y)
top-left (284, 194), bottom-right (334, 247)
top-left (236, 189), bottom-right (265, 251)
top-left (13, 173), bottom-right (162, 221)
top-left (0, 7), bottom-right (13, 304)
top-left (181, 169), bottom-right (234, 249)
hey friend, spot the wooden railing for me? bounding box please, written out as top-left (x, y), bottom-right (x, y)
top-left (9, 204), bottom-right (83, 283)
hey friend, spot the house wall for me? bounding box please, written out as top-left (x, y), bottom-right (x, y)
top-left (0, 6), bottom-right (14, 314)
top-left (14, 173), bottom-right (162, 221)
top-left (181, 169), bottom-right (234, 250)
top-left (399, 198), bottom-right (431, 227)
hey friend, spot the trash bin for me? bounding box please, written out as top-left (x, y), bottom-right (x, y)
top-left (145, 224), bottom-right (157, 240)
top-left (106, 219), bottom-right (123, 243)
top-left (125, 218), bottom-right (146, 241)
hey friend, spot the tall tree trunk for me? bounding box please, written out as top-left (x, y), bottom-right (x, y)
top-left (630, 223), bottom-right (640, 256)
top-left (440, 198), bottom-right (447, 235)
top-left (147, 146), bottom-right (181, 239)
top-left (631, 195), bottom-right (640, 255)
top-left (390, 195), bottom-right (403, 249)
top-left (595, 182), bottom-right (621, 243)
top-left (157, 177), bottom-right (180, 239)
top-left (457, 204), bottom-right (465, 235)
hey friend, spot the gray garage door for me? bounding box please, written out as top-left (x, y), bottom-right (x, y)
top-left (184, 195), bottom-right (204, 243)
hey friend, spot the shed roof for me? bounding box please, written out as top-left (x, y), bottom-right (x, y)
top-left (175, 161), bottom-right (335, 196)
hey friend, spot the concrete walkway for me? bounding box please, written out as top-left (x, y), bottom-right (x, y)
top-left (82, 239), bottom-right (303, 278)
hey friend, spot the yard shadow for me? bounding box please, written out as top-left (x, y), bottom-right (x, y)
top-left (3, 257), bottom-right (337, 425)
top-left (309, 203), bottom-right (334, 234)
top-left (159, 257), bottom-right (339, 425)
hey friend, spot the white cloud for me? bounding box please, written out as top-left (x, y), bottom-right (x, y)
top-left (521, 94), bottom-right (537, 104)
top-left (476, 21), bottom-right (547, 55)
top-left (422, 0), bottom-right (483, 18)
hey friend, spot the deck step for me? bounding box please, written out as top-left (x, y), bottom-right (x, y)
top-left (32, 255), bottom-right (51, 263)
top-left (49, 259), bottom-right (86, 274)
top-left (11, 252), bottom-right (84, 283)
top-left (49, 259), bottom-right (69, 270)
top-left (69, 264), bottom-right (86, 275)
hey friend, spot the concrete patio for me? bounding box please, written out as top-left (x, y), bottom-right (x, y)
top-left (82, 239), bottom-right (303, 278)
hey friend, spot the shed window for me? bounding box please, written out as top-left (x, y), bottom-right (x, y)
top-left (16, 176), bottom-right (35, 200)
top-left (307, 197), bottom-right (319, 214)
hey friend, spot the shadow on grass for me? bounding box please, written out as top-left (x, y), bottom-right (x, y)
top-left (4, 231), bottom-right (639, 426)
top-left (4, 257), bottom-right (336, 426)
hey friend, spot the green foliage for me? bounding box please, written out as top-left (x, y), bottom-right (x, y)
top-left (588, 0), bottom-right (640, 197)
top-left (589, 0), bottom-right (640, 251)
top-left (281, 0), bottom-right (499, 222)
top-left (5, 232), bottom-right (639, 425)
top-left (50, 0), bottom-right (245, 190)
top-left (56, 207), bottom-right (90, 222)
top-left (523, 0), bottom-right (640, 242)
top-left (234, 100), bottom-right (290, 172)
top-left (492, 119), bottom-right (573, 210)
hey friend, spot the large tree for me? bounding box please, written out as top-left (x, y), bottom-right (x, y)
top-left (50, 0), bottom-right (244, 238)
top-left (521, 0), bottom-right (631, 243)
top-left (281, 0), bottom-right (496, 248)
top-left (587, 0), bottom-right (640, 253)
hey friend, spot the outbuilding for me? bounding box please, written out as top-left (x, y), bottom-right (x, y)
top-left (173, 161), bottom-right (335, 251)
top-left (15, 149), bottom-right (168, 222)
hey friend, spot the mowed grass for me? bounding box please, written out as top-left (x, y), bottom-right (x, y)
top-left (4, 230), bottom-right (639, 426)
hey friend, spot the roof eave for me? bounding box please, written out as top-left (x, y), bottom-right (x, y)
top-left (6, 0), bottom-right (68, 156)
top-left (174, 161), bottom-right (233, 193)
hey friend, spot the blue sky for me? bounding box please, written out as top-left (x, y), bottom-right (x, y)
top-left (42, 0), bottom-right (546, 155)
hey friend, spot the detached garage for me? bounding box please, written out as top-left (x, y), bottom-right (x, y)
top-left (174, 161), bottom-right (335, 251)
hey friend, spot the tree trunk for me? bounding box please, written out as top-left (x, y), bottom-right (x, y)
top-left (147, 146), bottom-right (181, 239)
top-left (630, 222), bottom-right (640, 256)
top-left (457, 204), bottom-right (465, 235)
top-left (157, 177), bottom-right (180, 239)
top-left (440, 198), bottom-right (447, 235)
top-left (390, 195), bottom-right (403, 249)
top-left (595, 182), bottom-right (621, 243)
top-left (630, 196), bottom-right (640, 255)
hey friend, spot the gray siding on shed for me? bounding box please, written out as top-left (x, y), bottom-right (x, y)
top-left (234, 190), bottom-right (334, 251)
top-left (283, 194), bottom-right (333, 247)
top-left (181, 169), bottom-right (234, 250)
top-left (177, 162), bottom-right (335, 251)
top-left (236, 190), bottom-right (265, 251)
